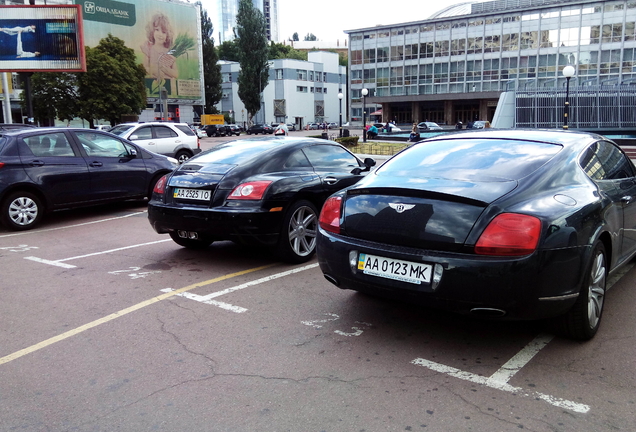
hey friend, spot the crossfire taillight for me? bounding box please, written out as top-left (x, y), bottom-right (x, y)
top-left (153, 174), bottom-right (169, 194)
top-left (475, 213), bottom-right (541, 256)
top-left (319, 196), bottom-right (342, 234)
top-left (228, 181), bottom-right (272, 200)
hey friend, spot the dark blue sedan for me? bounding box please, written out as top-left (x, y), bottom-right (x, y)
top-left (317, 129), bottom-right (636, 340)
top-left (0, 127), bottom-right (177, 230)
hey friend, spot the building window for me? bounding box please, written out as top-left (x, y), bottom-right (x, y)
top-left (377, 47), bottom-right (389, 62)
top-left (297, 69), bottom-right (307, 80)
top-left (275, 69), bottom-right (283, 79)
top-left (297, 86), bottom-right (308, 92)
top-left (222, 73), bottom-right (231, 83)
top-left (309, 71), bottom-right (314, 81)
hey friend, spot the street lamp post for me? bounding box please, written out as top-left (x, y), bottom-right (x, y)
top-left (338, 92), bottom-right (343, 138)
top-left (562, 65), bottom-right (575, 130)
top-left (361, 88), bottom-right (368, 142)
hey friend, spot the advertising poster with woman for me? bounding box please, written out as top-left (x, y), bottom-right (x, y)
top-left (76, 0), bottom-right (203, 103)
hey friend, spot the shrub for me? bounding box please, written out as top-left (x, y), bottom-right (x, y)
top-left (335, 136), bottom-right (359, 147)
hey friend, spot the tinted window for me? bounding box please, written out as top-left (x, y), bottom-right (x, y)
top-left (284, 150), bottom-right (312, 168)
top-left (154, 126), bottom-right (178, 138)
top-left (303, 145), bottom-right (359, 168)
top-left (175, 125), bottom-right (195, 136)
top-left (378, 138), bottom-right (562, 181)
top-left (580, 141), bottom-right (635, 180)
top-left (194, 140), bottom-right (284, 165)
top-left (22, 132), bottom-right (76, 157)
top-left (132, 126), bottom-right (153, 140)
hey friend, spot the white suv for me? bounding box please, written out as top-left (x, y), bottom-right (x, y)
top-left (109, 122), bottom-right (201, 163)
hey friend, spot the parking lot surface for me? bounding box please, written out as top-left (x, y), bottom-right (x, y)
top-left (1, 174), bottom-right (635, 431)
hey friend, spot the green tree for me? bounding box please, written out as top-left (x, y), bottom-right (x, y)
top-left (269, 42), bottom-right (307, 61)
top-left (292, 32), bottom-right (299, 41)
top-left (217, 40), bottom-right (240, 62)
top-left (304, 33), bottom-right (317, 41)
top-left (30, 72), bottom-right (79, 126)
top-left (201, 8), bottom-right (222, 114)
top-left (77, 34), bottom-right (146, 127)
top-left (235, 0), bottom-right (269, 122)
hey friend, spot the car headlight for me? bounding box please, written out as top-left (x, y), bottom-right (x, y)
top-left (167, 157), bottom-right (179, 166)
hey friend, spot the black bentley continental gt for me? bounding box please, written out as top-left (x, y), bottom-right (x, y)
top-left (148, 136), bottom-right (375, 263)
top-left (317, 129), bottom-right (636, 340)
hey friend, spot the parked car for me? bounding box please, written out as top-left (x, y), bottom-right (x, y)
top-left (417, 121), bottom-right (443, 131)
top-left (203, 124), bottom-right (230, 137)
top-left (192, 125), bottom-right (207, 138)
top-left (147, 136), bottom-right (376, 263)
top-left (374, 123), bottom-right (402, 132)
top-left (317, 129), bottom-right (636, 340)
top-left (94, 125), bottom-right (111, 132)
top-left (327, 122), bottom-right (338, 129)
top-left (307, 123), bottom-right (320, 130)
top-left (226, 124), bottom-right (242, 135)
top-left (246, 124), bottom-right (274, 135)
top-left (287, 123), bottom-right (297, 131)
top-left (467, 120), bottom-right (488, 129)
top-left (0, 127), bottom-right (177, 231)
top-left (108, 122), bottom-right (201, 163)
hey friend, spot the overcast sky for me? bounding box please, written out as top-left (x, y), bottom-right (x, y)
top-left (277, 0), bottom-right (477, 42)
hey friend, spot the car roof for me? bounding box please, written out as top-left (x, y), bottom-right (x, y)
top-left (427, 128), bottom-right (603, 150)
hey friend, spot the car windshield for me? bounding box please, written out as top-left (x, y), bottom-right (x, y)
top-left (194, 139), bottom-right (284, 165)
top-left (378, 138), bottom-right (562, 182)
top-left (108, 125), bottom-right (134, 136)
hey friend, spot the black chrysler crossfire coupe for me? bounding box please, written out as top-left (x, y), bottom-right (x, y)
top-left (317, 129), bottom-right (636, 340)
top-left (148, 136), bottom-right (375, 263)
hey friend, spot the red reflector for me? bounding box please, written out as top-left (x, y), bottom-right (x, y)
top-left (319, 196), bottom-right (342, 234)
top-left (475, 213), bottom-right (541, 256)
top-left (153, 174), bottom-right (169, 194)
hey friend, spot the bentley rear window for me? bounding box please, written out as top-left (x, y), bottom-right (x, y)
top-left (379, 138), bottom-right (562, 182)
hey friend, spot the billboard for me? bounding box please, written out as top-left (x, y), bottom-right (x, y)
top-left (75, 0), bottom-right (203, 103)
top-left (0, 5), bottom-right (86, 73)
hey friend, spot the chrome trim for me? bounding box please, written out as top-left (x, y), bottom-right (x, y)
top-left (538, 293), bottom-right (579, 301)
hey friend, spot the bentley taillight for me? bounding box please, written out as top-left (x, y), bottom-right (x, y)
top-left (319, 196), bottom-right (342, 234)
top-left (475, 213), bottom-right (541, 256)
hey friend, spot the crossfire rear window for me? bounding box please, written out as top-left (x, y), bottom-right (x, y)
top-left (378, 138), bottom-right (562, 181)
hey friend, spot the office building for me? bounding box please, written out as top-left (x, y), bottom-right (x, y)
top-left (346, 0), bottom-right (636, 128)
top-left (218, 51), bottom-right (346, 129)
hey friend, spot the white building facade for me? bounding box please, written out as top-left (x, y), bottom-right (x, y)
top-left (218, 51), bottom-right (347, 130)
top-left (346, 0), bottom-right (636, 127)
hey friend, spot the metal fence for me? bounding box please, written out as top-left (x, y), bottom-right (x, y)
top-left (515, 85), bottom-right (636, 129)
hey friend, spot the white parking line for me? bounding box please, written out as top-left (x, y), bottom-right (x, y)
top-left (24, 239), bottom-right (172, 268)
top-left (0, 211), bottom-right (147, 238)
top-left (161, 263), bottom-right (320, 312)
top-left (412, 341), bottom-right (590, 413)
top-left (409, 263), bottom-right (635, 414)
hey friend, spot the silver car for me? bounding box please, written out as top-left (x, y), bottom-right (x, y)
top-left (109, 122), bottom-right (201, 163)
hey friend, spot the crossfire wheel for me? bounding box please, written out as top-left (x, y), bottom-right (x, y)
top-left (277, 200), bottom-right (318, 263)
